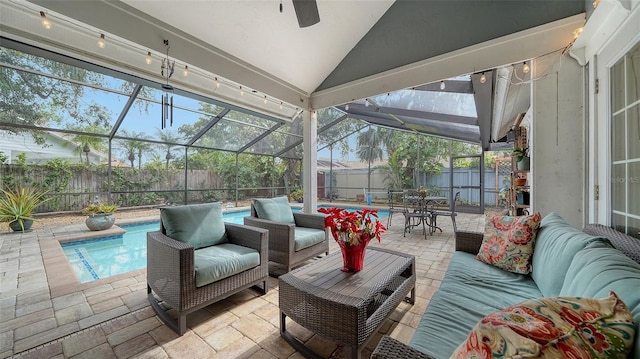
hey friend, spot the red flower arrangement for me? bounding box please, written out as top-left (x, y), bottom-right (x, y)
top-left (319, 207), bottom-right (387, 272)
top-left (318, 207), bottom-right (387, 246)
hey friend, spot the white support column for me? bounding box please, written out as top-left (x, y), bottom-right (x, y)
top-left (303, 110), bottom-right (318, 213)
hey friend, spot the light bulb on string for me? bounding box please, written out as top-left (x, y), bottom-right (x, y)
top-left (215, 77), bottom-right (220, 89)
top-left (40, 11), bottom-right (51, 29)
top-left (522, 62), bottom-right (530, 74)
top-left (240, 86), bottom-right (244, 96)
top-left (480, 73), bottom-right (486, 84)
top-left (345, 104), bottom-right (349, 111)
top-left (440, 81), bottom-right (445, 90)
top-left (97, 34), bottom-right (106, 48)
top-left (183, 65), bottom-right (189, 76)
top-left (364, 99), bottom-right (369, 107)
top-left (280, 102), bottom-right (283, 110)
top-left (264, 96), bottom-right (267, 104)
top-left (145, 51), bottom-right (152, 65)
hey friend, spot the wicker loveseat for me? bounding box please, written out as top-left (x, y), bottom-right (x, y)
top-left (147, 202), bottom-right (269, 335)
top-left (244, 196), bottom-right (329, 274)
top-left (372, 212), bottom-right (640, 358)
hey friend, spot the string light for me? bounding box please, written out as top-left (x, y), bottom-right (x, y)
top-left (522, 62), bottom-right (530, 74)
top-left (573, 27), bottom-right (583, 39)
top-left (592, 0), bottom-right (600, 7)
top-left (183, 65), bottom-right (188, 76)
top-left (440, 81), bottom-right (445, 90)
top-left (364, 98), bottom-right (369, 107)
top-left (145, 51), bottom-right (152, 65)
top-left (215, 77), bottom-right (220, 89)
top-left (240, 86), bottom-right (244, 96)
top-left (480, 73), bottom-right (486, 84)
top-left (280, 102), bottom-right (283, 110)
top-left (97, 33), bottom-right (105, 48)
top-left (345, 104), bottom-right (349, 111)
top-left (40, 11), bottom-right (51, 29)
top-left (263, 95), bottom-right (267, 104)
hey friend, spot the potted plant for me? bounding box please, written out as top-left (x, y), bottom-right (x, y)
top-left (0, 187), bottom-right (50, 232)
top-left (289, 189), bottom-right (304, 203)
top-left (83, 201), bottom-right (118, 231)
top-left (512, 147), bottom-right (530, 171)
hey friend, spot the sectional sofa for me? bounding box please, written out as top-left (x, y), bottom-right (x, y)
top-left (372, 212), bottom-right (640, 359)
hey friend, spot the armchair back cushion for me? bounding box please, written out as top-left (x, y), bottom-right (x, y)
top-left (160, 202), bottom-right (228, 249)
top-left (530, 212), bottom-right (606, 297)
top-left (253, 196), bottom-right (295, 223)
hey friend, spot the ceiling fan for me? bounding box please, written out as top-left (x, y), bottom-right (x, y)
top-left (290, 0), bottom-right (320, 28)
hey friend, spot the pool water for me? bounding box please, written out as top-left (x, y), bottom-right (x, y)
top-left (61, 206), bottom-right (388, 283)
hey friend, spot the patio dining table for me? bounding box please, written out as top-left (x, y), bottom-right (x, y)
top-left (403, 195), bottom-right (447, 237)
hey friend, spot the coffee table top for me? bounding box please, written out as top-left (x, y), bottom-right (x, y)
top-left (280, 247), bottom-right (414, 302)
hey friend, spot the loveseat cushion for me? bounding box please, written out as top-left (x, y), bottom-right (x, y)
top-left (530, 212), bottom-right (606, 297)
top-left (253, 196), bottom-right (295, 223)
top-left (410, 251), bottom-right (543, 358)
top-left (449, 292), bottom-right (635, 358)
top-left (294, 227), bottom-right (326, 251)
top-left (476, 212), bottom-right (541, 274)
top-left (194, 243), bottom-right (260, 287)
top-left (560, 240), bottom-right (640, 359)
top-left (161, 202), bottom-right (228, 249)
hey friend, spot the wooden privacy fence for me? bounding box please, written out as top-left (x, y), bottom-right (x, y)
top-left (0, 164), bottom-right (241, 212)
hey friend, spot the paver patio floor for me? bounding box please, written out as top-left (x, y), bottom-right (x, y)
top-left (0, 207), bottom-right (485, 359)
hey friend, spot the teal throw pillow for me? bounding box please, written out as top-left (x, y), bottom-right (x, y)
top-left (160, 202), bottom-right (228, 249)
top-left (253, 196), bottom-right (295, 223)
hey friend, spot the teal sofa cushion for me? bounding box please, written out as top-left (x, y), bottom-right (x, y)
top-left (530, 212), bottom-right (606, 297)
top-left (294, 227), bottom-right (326, 251)
top-left (560, 241), bottom-right (640, 359)
top-left (409, 251), bottom-right (543, 358)
top-left (194, 243), bottom-right (260, 287)
top-left (161, 202), bottom-right (228, 249)
top-left (253, 196), bottom-right (295, 224)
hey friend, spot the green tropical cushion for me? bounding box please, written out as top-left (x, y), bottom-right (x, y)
top-left (449, 292), bottom-right (635, 359)
top-left (194, 243), bottom-right (260, 287)
top-left (253, 196), bottom-right (295, 223)
top-left (294, 227), bottom-right (326, 251)
top-left (160, 202), bottom-right (227, 249)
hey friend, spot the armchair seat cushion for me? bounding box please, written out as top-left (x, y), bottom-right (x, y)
top-left (194, 243), bottom-right (260, 287)
top-left (294, 227), bottom-right (327, 251)
top-left (253, 196), bottom-right (295, 223)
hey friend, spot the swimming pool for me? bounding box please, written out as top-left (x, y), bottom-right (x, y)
top-left (61, 206), bottom-right (388, 283)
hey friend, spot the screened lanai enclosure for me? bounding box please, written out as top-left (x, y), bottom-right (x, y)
top-left (1, 41), bottom-right (513, 214)
top-left (0, 0), bottom-right (581, 215)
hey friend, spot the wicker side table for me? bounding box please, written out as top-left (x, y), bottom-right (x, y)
top-left (279, 247), bottom-right (416, 359)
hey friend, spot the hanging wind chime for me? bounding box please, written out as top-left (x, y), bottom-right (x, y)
top-left (160, 39), bottom-right (175, 129)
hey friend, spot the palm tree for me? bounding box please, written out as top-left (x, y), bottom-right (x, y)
top-left (156, 129), bottom-right (182, 170)
top-left (356, 126), bottom-right (385, 194)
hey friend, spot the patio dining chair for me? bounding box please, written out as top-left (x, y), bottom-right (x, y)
top-left (147, 202), bottom-right (269, 335)
top-left (387, 189), bottom-right (406, 227)
top-left (427, 191), bottom-right (460, 233)
top-left (403, 190), bottom-right (428, 240)
top-left (244, 196), bottom-right (329, 274)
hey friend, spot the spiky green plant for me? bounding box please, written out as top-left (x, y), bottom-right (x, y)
top-left (0, 187), bottom-right (50, 231)
top-left (82, 202), bottom-right (118, 215)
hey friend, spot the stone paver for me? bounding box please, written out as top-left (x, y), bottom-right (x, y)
top-left (2, 209), bottom-right (485, 358)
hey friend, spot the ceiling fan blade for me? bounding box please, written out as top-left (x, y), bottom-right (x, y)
top-left (292, 0), bottom-right (320, 28)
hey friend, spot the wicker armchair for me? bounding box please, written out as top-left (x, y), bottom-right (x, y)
top-left (244, 197), bottom-right (329, 274)
top-left (147, 203), bottom-right (269, 335)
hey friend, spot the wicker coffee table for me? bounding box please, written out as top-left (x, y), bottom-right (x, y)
top-left (279, 247), bottom-right (416, 359)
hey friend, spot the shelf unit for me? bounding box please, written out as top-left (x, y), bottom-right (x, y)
top-left (509, 168), bottom-right (530, 216)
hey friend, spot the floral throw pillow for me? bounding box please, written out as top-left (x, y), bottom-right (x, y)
top-left (450, 292), bottom-right (635, 359)
top-left (476, 212), bottom-right (541, 274)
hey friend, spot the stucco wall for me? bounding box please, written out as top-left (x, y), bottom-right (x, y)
top-left (532, 52), bottom-right (585, 228)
